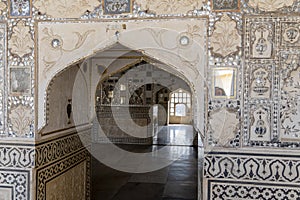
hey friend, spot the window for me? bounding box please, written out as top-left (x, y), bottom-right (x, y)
top-left (169, 89), bottom-right (191, 117)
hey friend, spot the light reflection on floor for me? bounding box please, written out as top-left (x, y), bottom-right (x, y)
top-left (153, 124), bottom-right (195, 146)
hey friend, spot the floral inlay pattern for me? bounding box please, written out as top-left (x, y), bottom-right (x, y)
top-left (8, 21), bottom-right (33, 58)
top-left (248, 0), bottom-right (295, 11)
top-left (135, 0), bottom-right (204, 15)
top-left (210, 15), bottom-right (241, 57)
top-left (9, 105), bottom-right (32, 137)
top-left (33, 0), bottom-right (100, 18)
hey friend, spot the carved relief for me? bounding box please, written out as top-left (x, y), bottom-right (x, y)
top-left (248, 0), bottom-right (295, 11)
top-left (8, 21), bottom-right (33, 58)
top-left (210, 15), bottom-right (241, 57)
top-left (33, 0), bottom-right (100, 18)
top-left (249, 66), bottom-right (271, 99)
top-left (41, 27), bottom-right (95, 76)
top-left (209, 108), bottom-right (239, 146)
top-left (9, 105), bottom-right (32, 137)
top-left (104, 0), bottom-right (132, 14)
top-left (211, 0), bottom-right (240, 11)
top-left (280, 57), bottom-right (300, 141)
top-left (281, 22), bottom-right (300, 47)
top-left (250, 106), bottom-right (271, 141)
top-left (250, 22), bottom-right (274, 59)
top-left (135, 0), bottom-right (204, 15)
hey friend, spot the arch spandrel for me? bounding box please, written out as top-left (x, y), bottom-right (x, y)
top-left (36, 18), bottom-right (207, 132)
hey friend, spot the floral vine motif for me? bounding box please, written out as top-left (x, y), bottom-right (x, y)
top-left (10, 105), bottom-right (32, 137)
top-left (210, 15), bottom-right (241, 57)
top-left (41, 27), bottom-right (95, 75)
top-left (34, 0), bottom-right (100, 18)
top-left (143, 24), bottom-right (204, 76)
top-left (136, 0), bottom-right (203, 15)
top-left (248, 0), bottom-right (295, 11)
top-left (8, 21), bottom-right (34, 58)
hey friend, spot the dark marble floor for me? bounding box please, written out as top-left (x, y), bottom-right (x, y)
top-left (91, 145), bottom-right (198, 200)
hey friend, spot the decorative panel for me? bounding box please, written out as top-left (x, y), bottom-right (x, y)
top-left (103, 0), bottom-right (132, 14)
top-left (36, 149), bottom-right (89, 200)
top-left (207, 108), bottom-right (239, 147)
top-left (249, 21), bottom-right (275, 59)
top-left (281, 22), bottom-right (300, 47)
top-left (46, 162), bottom-right (86, 200)
top-left (210, 14), bottom-right (241, 57)
top-left (211, 0), bottom-right (240, 11)
top-left (8, 0), bottom-right (31, 17)
top-left (135, 0), bottom-right (204, 15)
top-left (9, 67), bottom-right (31, 95)
top-left (244, 15), bottom-right (300, 147)
top-left (0, 169), bottom-right (30, 200)
top-left (247, 0), bottom-right (296, 12)
top-left (249, 105), bottom-right (271, 142)
top-left (33, 0), bottom-right (100, 18)
top-left (279, 52), bottom-right (300, 142)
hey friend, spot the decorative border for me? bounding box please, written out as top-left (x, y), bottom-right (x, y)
top-left (204, 152), bottom-right (300, 183)
top-left (207, 180), bottom-right (300, 200)
top-left (0, 144), bottom-right (35, 168)
top-left (0, 23), bottom-right (6, 133)
top-left (35, 131), bottom-right (87, 168)
top-left (0, 169), bottom-right (30, 200)
top-left (36, 149), bottom-right (90, 200)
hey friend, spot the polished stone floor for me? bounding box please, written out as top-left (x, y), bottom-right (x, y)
top-left (91, 125), bottom-right (201, 200)
top-left (153, 125), bottom-right (196, 146)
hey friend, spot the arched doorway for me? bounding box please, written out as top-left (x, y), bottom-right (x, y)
top-left (37, 18), bottom-right (207, 200)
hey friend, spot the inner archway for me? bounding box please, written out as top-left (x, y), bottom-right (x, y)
top-left (86, 43), bottom-right (199, 200)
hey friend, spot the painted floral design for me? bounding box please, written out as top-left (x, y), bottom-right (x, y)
top-left (8, 21), bottom-right (34, 58)
top-left (248, 0), bottom-right (295, 11)
top-left (34, 0), bottom-right (100, 18)
top-left (210, 15), bottom-right (241, 57)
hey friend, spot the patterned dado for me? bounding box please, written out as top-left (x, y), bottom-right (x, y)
top-left (204, 151), bottom-right (300, 199)
top-left (208, 180), bottom-right (300, 200)
top-left (0, 169), bottom-right (30, 200)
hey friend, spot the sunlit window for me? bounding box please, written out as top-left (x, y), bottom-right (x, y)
top-left (169, 89), bottom-right (191, 117)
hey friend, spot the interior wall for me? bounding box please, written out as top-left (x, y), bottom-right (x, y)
top-left (0, 0), bottom-right (298, 200)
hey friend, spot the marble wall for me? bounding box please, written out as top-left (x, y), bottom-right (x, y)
top-left (0, 0), bottom-right (298, 199)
